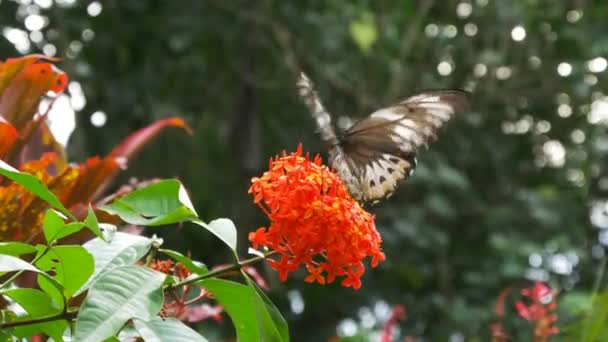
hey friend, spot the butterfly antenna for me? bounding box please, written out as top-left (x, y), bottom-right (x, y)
top-left (296, 72), bottom-right (338, 146)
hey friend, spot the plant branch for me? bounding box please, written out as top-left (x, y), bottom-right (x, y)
top-left (0, 311), bottom-right (72, 329)
top-left (166, 250), bottom-right (277, 290)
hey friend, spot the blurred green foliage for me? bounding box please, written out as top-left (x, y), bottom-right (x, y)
top-left (2, 0), bottom-right (608, 340)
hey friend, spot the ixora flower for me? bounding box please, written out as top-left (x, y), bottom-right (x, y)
top-left (248, 144), bottom-right (385, 289)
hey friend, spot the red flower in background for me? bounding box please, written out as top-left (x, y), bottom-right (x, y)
top-left (381, 305), bottom-right (407, 342)
top-left (248, 144), bottom-right (385, 290)
top-left (151, 259), bottom-right (225, 323)
top-left (515, 282), bottom-right (559, 340)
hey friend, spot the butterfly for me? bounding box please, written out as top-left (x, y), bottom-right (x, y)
top-left (296, 72), bottom-right (470, 204)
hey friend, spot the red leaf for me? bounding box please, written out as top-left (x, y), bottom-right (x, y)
top-left (15, 121), bottom-right (68, 173)
top-left (88, 117), bottom-right (192, 200)
top-left (0, 55), bottom-right (60, 94)
top-left (494, 287), bottom-right (512, 317)
top-left (60, 156), bottom-right (120, 207)
top-left (109, 117), bottom-right (192, 159)
top-left (0, 121), bottom-right (18, 158)
top-left (0, 56), bottom-right (68, 130)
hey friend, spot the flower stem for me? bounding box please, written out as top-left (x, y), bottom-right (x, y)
top-left (166, 250), bottom-right (277, 290)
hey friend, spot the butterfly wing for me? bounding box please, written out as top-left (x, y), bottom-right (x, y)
top-left (296, 72), bottom-right (339, 146)
top-left (336, 90), bottom-right (470, 203)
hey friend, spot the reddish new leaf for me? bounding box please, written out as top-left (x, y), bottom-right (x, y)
top-left (88, 117), bottom-right (192, 200)
top-left (60, 156), bottom-right (120, 207)
top-left (15, 121), bottom-right (68, 173)
top-left (0, 55), bottom-right (60, 94)
top-left (109, 117), bottom-right (192, 159)
top-left (0, 121), bottom-right (18, 158)
top-left (0, 56), bottom-right (68, 130)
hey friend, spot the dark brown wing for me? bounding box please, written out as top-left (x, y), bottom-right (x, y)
top-left (332, 90), bottom-right (470, 203)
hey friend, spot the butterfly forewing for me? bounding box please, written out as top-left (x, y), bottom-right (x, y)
top-left (336, 90), bottom-right (470, 203)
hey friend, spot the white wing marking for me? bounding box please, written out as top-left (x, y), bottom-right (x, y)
top-left (370, 109), bottom-right (403, 121)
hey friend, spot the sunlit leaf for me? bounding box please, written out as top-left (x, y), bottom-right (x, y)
top-left (43, 209), bottom-right (86, 244)
top-left (0, 159), bottom-right (74, 220)
top-left (74, 265), bottom-right (165, 342)
top-left (192, 218), bottom-right (237, 252)
top-left (0, 242), bottom-right (36, 257)
top-left (83, 205), bottom-right (104, 239)
top-left (100, 179), bottom-right (198, 226)
top-left (0, 254), bottom-right (41, 274)
top-left (133, 317), bottom-right (208, 342)
top-left (34, 245), bottom-right (94, 298)
top-left (200, 278), bottom-right (288, 342)
top-left (76, 232), bottom-right (153, 295)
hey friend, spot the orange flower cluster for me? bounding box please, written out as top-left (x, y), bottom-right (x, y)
top-left (248, 144), bottom-right (385, 289)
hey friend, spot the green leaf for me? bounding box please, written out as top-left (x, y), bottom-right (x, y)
top-left (0, 310), bottom-right (16, 324)
top-left (192, 218), bottom-right (237, 252)
top-left (84, 205), bottom-right (104, 239)
top-left (76, 232), bottom-right (153, 295)
top-left (1, 288), bottom-right (67, 340)
top-left (37, 273), bottom-right (65, 312)
top-left (99, 179), bottom-right (198, 226)
top-left (201, 278), bottom-right (288, 342)
top-left (34, 245), bottom-right (94, 298)
top-left (74, 265), bottom-right (166, 342)
top-left (133, 317), bottom-right (208, 342)
top-left (0, 242), bottom-right (36, 257)
top-left (349, 11), bottom-right (377, 53)
top-left (0, 159), bottom-right (74, 220)
top-left (43, 209), bottom-right (86, 244)
top-left (159, 248), bottom-right (208, 275)
top-left (245, 274), bottom-right (289, 341)
top-left (0, 254), bottom-right (41, 274)
top-left (0, 288), bottom-right (61, 315)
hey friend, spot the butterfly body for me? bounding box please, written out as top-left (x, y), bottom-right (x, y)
top-left (297, 72), bottom-right (470, 204)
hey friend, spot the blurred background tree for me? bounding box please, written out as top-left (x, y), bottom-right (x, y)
top-left (1, 0), bottom-right (607, 340)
